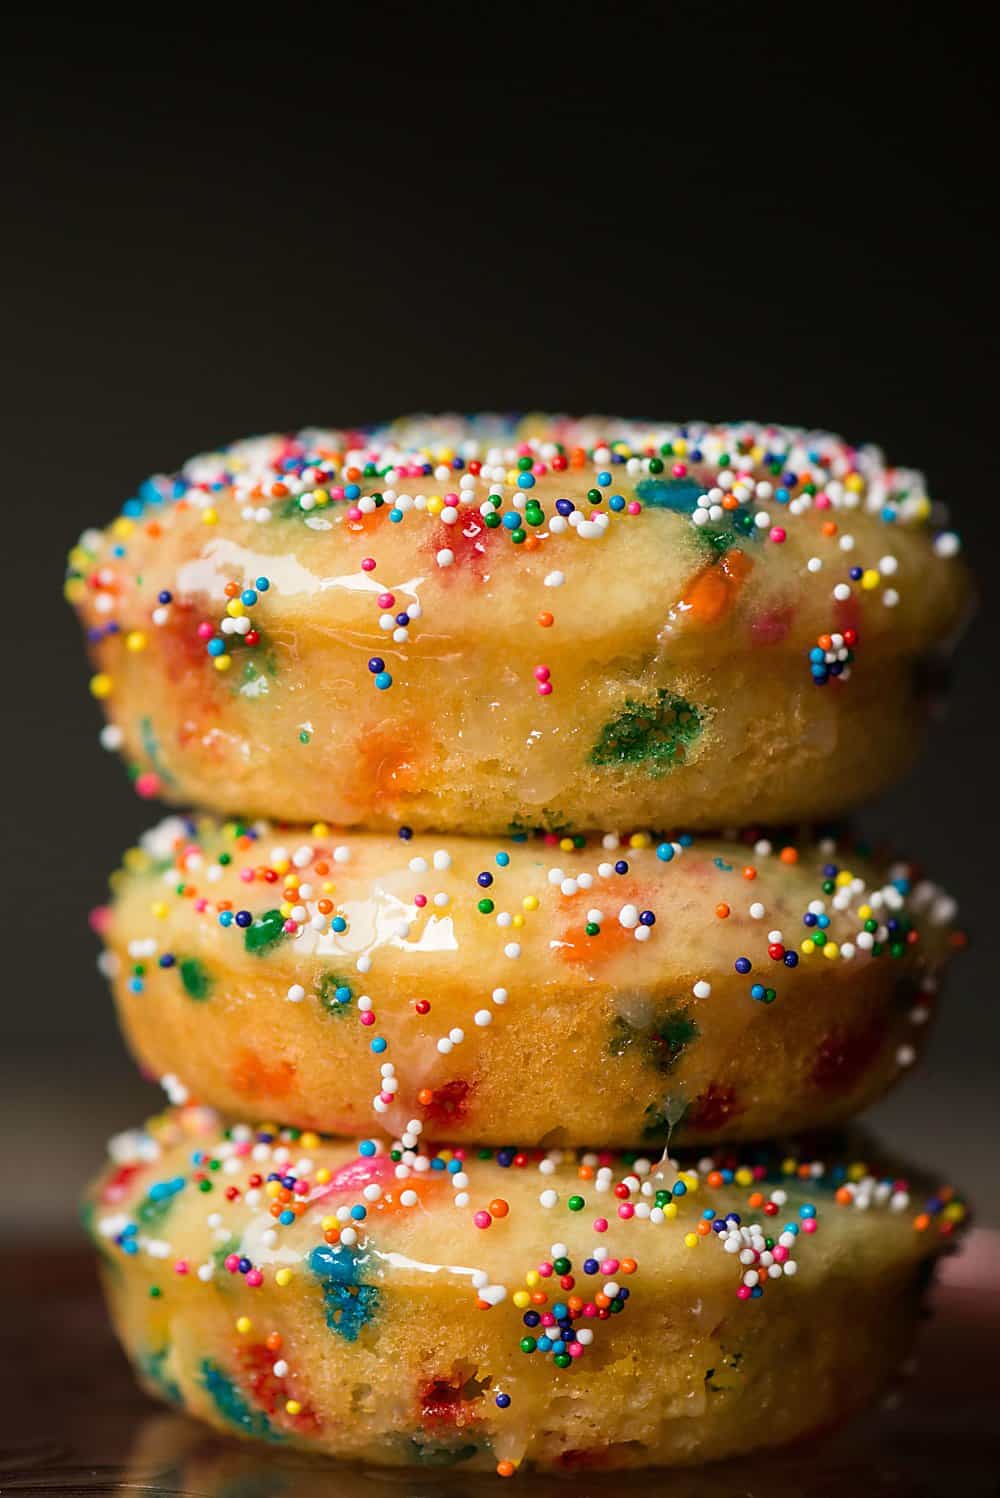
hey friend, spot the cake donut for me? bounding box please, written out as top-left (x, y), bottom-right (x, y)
top-left (98, 816), bottom-right (961, 1147)
top-left (66, 416), bottom-right (970, 834)
top-left (87, 1105), bottom-right (968, 1476)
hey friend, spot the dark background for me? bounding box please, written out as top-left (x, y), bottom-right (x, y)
top-left (2, 9), bottom-right (997, 1231)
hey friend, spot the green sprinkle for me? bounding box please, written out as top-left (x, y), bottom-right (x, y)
top-left (590, 690), bottom-right (703, 774)
top-left (178, 957), bottom-right (212, 1001)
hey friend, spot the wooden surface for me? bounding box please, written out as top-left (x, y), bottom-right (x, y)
top-left (1, 1233), bottom-right (997, 1496)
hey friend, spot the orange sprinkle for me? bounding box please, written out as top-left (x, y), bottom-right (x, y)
top-left (821, 520), bottom-right (838, 537)
top-left (716, 903), bottom-right (730, 919)
top-left (619, 1258), bottom-right (637, 1274)
top-left (417, 1088), bottom-right (434, 1106)
top-left (742, 866), bottom-right (757, 881)
top-left (537, 611), bottom-right (554, 627)
top-left (266, 1332), bottom-right (283, 1351)
top-left (779, 847), bottom-right (798, 865)
top-left (497, 1461), bottom-right (516, 1477)
top-left (489, 1198), bottom-right (510, 1219)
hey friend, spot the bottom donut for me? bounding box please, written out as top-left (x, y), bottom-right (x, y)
top-left (86, 1107), bottom-right (968, 1477)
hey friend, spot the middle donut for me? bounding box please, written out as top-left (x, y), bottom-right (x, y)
top-left (101, 817), bottom-right (960, 1147)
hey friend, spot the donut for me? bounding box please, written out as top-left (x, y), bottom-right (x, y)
top-left (99, 815), bottom-right (961, 1147)
top-left (66, 416), bottom-right (970, 833)
top-left (87, 1104), bottom-right (968, 1476)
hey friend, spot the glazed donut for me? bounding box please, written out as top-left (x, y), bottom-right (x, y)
top-left (99, 815), bottom-right (961, 1147)
top-left (66, 416), bottom-right (970, 834)
top-left (87, 1105), bottom-right (968, 1476)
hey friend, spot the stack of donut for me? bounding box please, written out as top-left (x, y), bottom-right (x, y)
top-left (69, 415), bottom-right (973, 1476)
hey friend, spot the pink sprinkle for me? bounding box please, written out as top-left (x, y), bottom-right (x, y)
top-left (801, 1218), bottom-right (818, 1234)
top-left (379, 1091), bottom-right (393, 1105)
top-left (224, 1254), bottom-right (240, 1273)
top-left (672, 463), bottom-right (688, 478)
top-left (240, 868), bottom-right (254, 882)
top-left (234, 1141), bottom-right (251, 1157)
top-left (174, 1260), bottom-right (189, 1275)
top-left (536, 681), bottom-right (553, 696)
top-left (600, 1259), bottom-right (619, 1274)
top-left (543, 833), bottom-right (560, 846)
top-left (617, 1203), bottom-right (634, 1219)
top-left (815, 494), bottom-right (832, 510)
top-left (538, 1262), bottom-right (553, 1277)
top-left (737, 1285), bottom-right (752, 1300)
top-left (283, 920), bottom-right (298, 934)
top-left (414, 893), bottom-right (427, 908)
top-left (361, 557), bottom-right (376, 572)
top-left (627, 501), bottom-right (642, 515)
top-left (473, 1211), bottom-right (492, 1229)
top-left (360, 1012), bottom-right (375, 1027)
top-left (347, 506), bottom-right (362, 521)
top-left (569, 1342), bottom-right (585, 1357)
top-left (769, 526), bottom-right (786, 543)
top-left (377, 592), bottom-right (395, 609)
top-left (330, 487), bottom-right (346, 502)
top-left (583, 1303), bottom-right (598, 1317)
top-left (197, 621), bottom-right (214, 640)
top-left (592, 1217), bottom-right (608, 1233)
top-left (773, 1245), bottom-right (789, 1263)
top-left (246, 1269), bottom-right (263, 1288)
top-left (194, 898), bottom-right (208, 912)
top-left (533, 665), bottom-right (550, 681)
top-left (540, 1312), bottom-right (556, 1327)
top-left (135, 772), bottom-right (161, 799)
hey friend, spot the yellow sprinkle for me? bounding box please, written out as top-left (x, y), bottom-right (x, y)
top-left (663, 1201), bottom-right (678, 1220)
top-left (848, 1162), bottom-right (867, 1181)
top-left (426, 496), bottom-right (444, 515)
top-left (64, 578), bottom-right (86, 604)
top-left (125, 630), bottom-right (147, 653)
top-left (943, 1202), bottom-right (965, 1222)
top-left (111, 517), bottom-right (135, 538)
top-left (525, 1270), bottom-right (539, 1288)
top-left (559, 837), bottom-right (574, 852)
top-left (279, 903), bottom-right (292, 919)
top-left (283, 874), bottom-right (299, 889)
top-left (913, 495), bottom-right (931, 520)
top-left (801, 938), bottom-right (816, 955)
top-left (673, 439), bottom-right (688, 456)
top-left (265, 1181), bottom-right (282, 1198)
top-left (522, 896), bottom-right (539, 912)
top-left (285, 1399), bottom-right (302, 1415)
top-left (89, 673), bottom-right (113, 699)
top-left (311, 823), bottom-right (330, 838)
top-left (236, 1316), bottom-right (252, 1334)
top-left (68, 546), bottom-right (92, 570)
top-left (321, 1215), bottom-right (337, 1232)
top-left (313, 489), bottom-right (329, 507)
top-left (213, 655), bottom-right (232, 673)
top-left (513, 1290), bottom-right (530, 1309)
top-left (123, 846), bottom-right (148, 872)
top-left (512, 913), bottom-right (524, 928)
top-left (322, 881), bottom-right (335, 893)
top-left (629, 832), bottom-right (651, 849)
top-left (681, 1171), bottom-right (699, 1193)
top-left (302, 1132), bottom-right (320, 1151)
top-left (823, 942), bottom-right (840, 960)
top-left (683, 1232), bottom-right (698, 1248)
top-left (275, 1268), bottom-right (293, 1288)
top-left (151, 901), bottom-right (169, 920)
top-left (835, 870), bottom-right (853, 887)
top-left (275, 859), bottom-right (291, 875)
top-left (845, 474), bottom-right (864, 492)
top-left (202, 508), bottom-right (218, 525)
top-left (226, 599), bottom-right (246, 617)
top-left (857, 904), bottom-right (872, 920)
top-left (861, 569), bottom-right (880, 590)
top-left (735, 1167), bottom-right (753, 1187)
top-left (782, 1158), bottom-right (797, 1176)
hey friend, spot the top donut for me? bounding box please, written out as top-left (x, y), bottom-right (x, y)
top-left (66, 415), bottom-right (971, 833)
